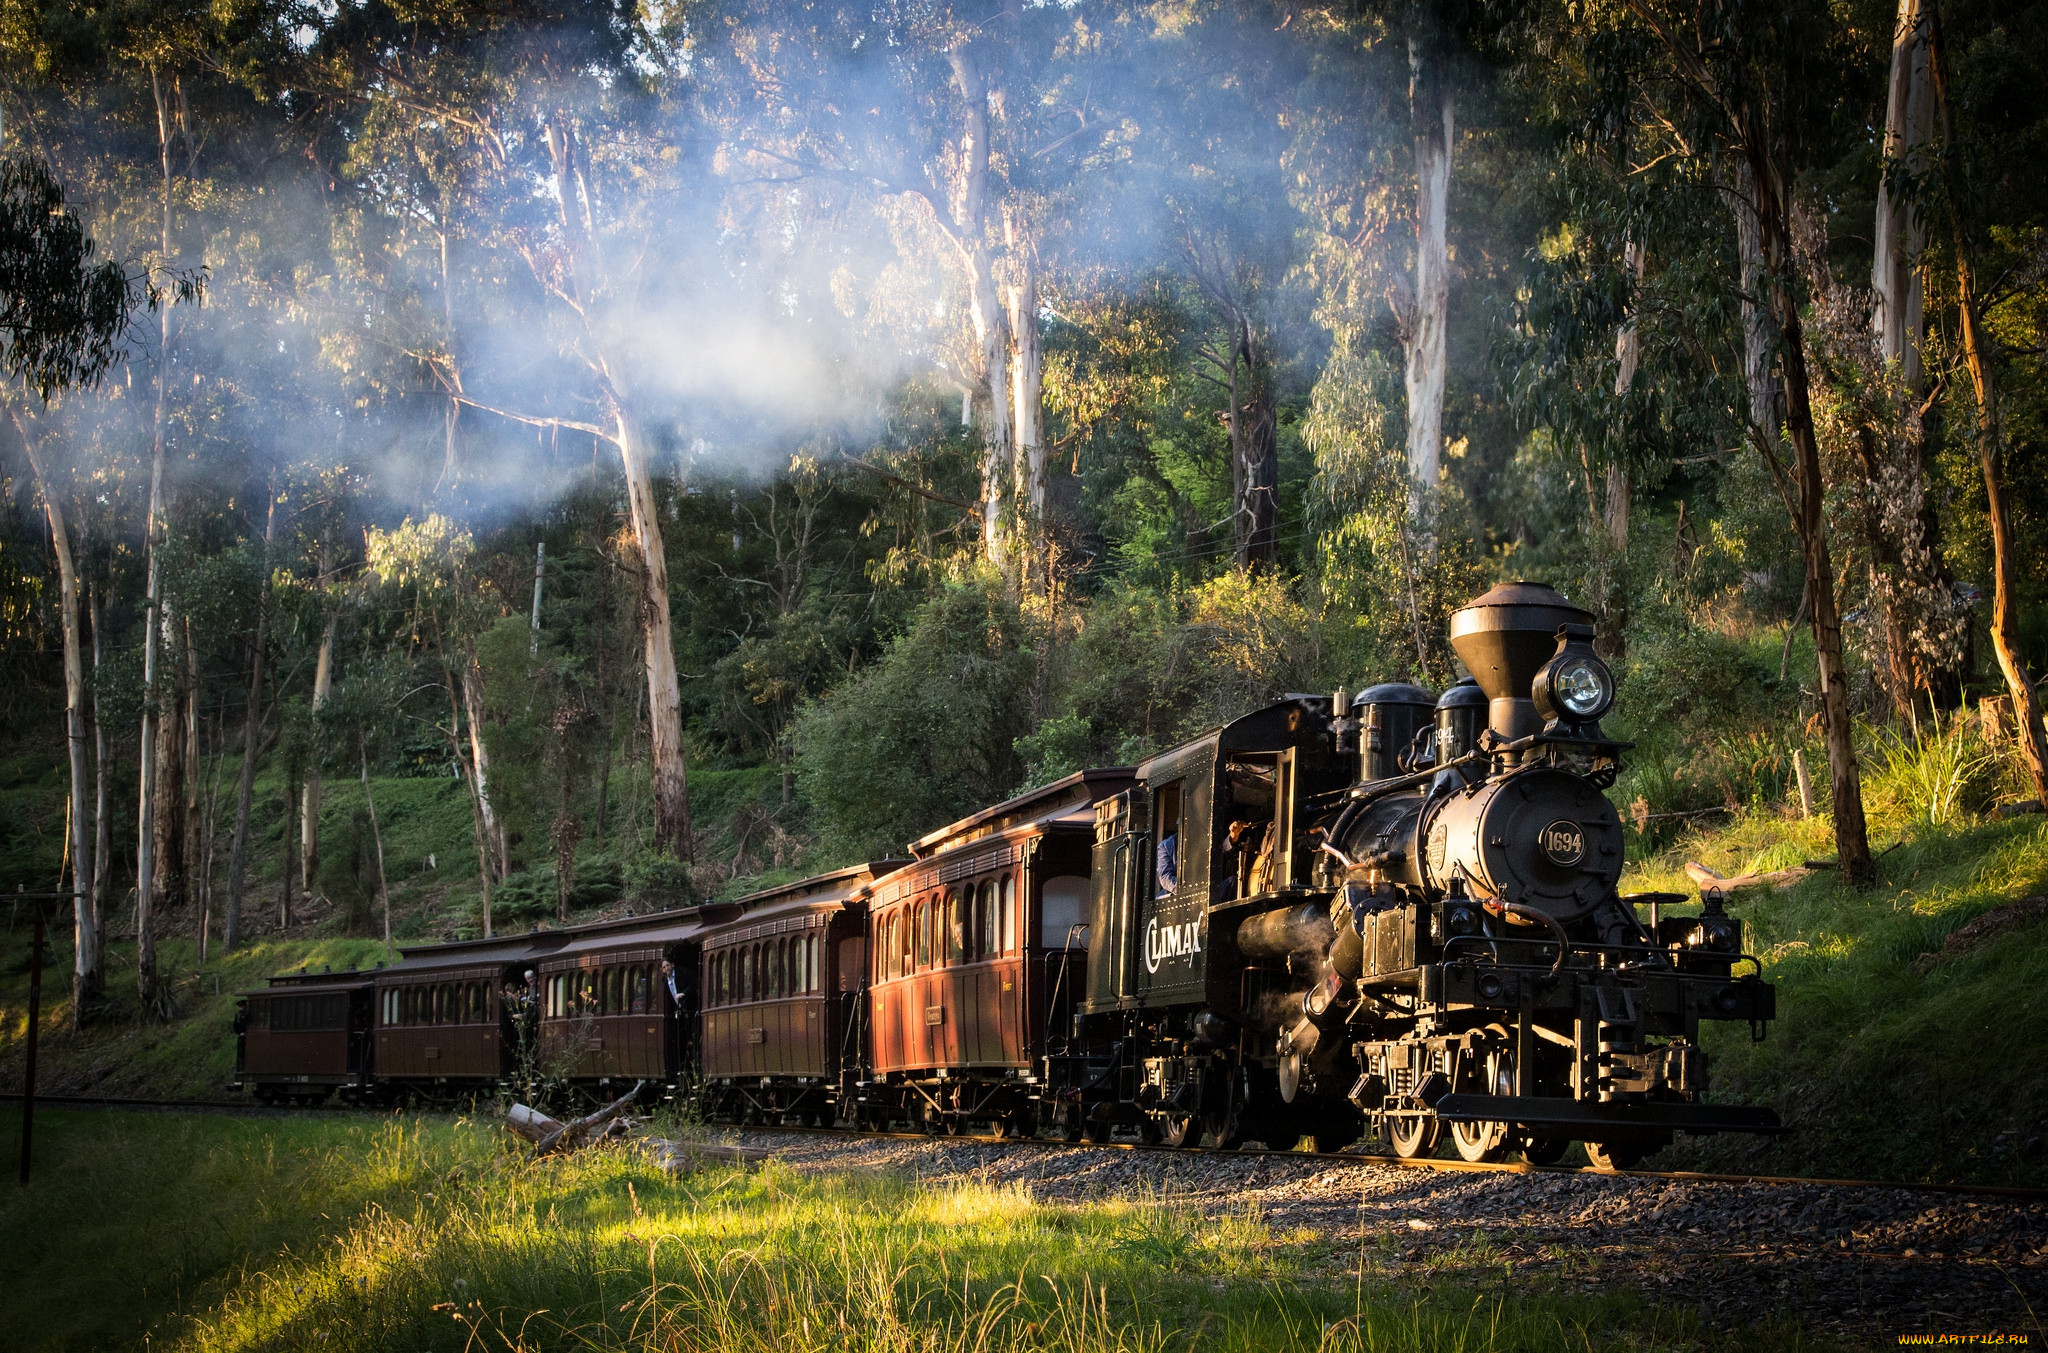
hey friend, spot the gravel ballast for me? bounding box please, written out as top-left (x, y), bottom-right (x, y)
top-left (705, 1129), bottom-right (2048, 1344)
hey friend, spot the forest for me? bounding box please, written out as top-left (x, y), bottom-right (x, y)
top-left (1, 0), bottom-right (2045, 1039)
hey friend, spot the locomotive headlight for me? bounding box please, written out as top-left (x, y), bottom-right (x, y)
top-left (1533, 632), bottom-right (1615, 726)
top-left (1553, 657), bottom-right (1611, 718)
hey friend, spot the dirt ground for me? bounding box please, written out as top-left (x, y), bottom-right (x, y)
top-left (712, 1128), bottom-right (2048, 1347)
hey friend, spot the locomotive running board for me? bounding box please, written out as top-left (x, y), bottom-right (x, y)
top-left (1429, 1093), bottom-right (1787, 1135)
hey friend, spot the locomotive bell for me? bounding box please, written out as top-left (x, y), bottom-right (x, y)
top-left (1448, 582), bottom-right (1596, 743)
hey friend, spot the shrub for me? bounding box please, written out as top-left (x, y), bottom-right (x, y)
top-left (792, 577), bottom-right (1038, 861)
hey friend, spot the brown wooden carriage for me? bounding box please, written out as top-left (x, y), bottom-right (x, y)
top-left (697, 863), bottom-right (903, 1124)
top-left (860, 768), bottom-right (1135, 1134)
top-left (374, 932), bottom-right (572, 1094)
top-left (533, 913), bottom-right (707, 1090)
top-left (234, 969), bottom-right (375, 1104)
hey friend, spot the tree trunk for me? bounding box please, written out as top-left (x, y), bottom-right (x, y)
top-left (89, 580), bottom-right (109, 985)
top-left (1229, 319), bottom-right (1280, 570)
top-left (1403, 37), bottom-right (1453, 518)
top-left (949, 41), bottom-right (1013, 570)
top-left (183, 624), bottom-right (200, 899)
top-left (360, 743), bottom-right (393, 958)
top-left (1601, 240), bottom-right (1644, 660)
top-left (447, 659), bottom-right (495, 937)
top-left (137, 64), bottom-right (180, 1013)
top-left (223, 488), bottom-right (277, 950)
top-left (301, 549), bottom-right (335, 893)
top-left (1930, 16), bottom-right (2048, 807)
top-left (152, 615), bottom-right (186, 917)
top-left (281, 753), bottom-right (298, 929)
top-left (1007, 216), bottom-right (1045, 591)
top-left (1740, 145), bottom-right (1873, 884)
top-left (614, 404), bottom-right (694, 863)
top-left (1873, 0), bottom-right (1932, 392)
top-left (460, 656), bottom-right (505, 884)
top-left (15, 413), bottom-right (98, 1027)
top-left (1733, 162), bottom-right (1778, 436)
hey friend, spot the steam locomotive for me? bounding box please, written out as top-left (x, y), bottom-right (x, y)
top-left (233, 582), bottom-right (1779, 1167)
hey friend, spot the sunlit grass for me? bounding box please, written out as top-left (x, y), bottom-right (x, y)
top-left (0, 1109), bottom-right (1826, 1352)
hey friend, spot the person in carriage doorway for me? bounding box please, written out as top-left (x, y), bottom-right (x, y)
top-left (1156, 828), bottom-right (1178, 897)
top-left (660, 959), bottom-right (681, 1012)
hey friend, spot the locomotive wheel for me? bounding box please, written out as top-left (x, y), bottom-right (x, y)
top-left (1585, 1141), bottom-right (1648, 1172)
top-left (1386, 1113), bottom-right (1442, 1159)
top-left (1136, 1115), bottom-right (1163, 1145)
top-left (1449, 1044), bottom-right (1514, 1162)
top-left (1059, 1104), bottom-right (1085, 1144)
top-left (1083, 1114), bottom-right (1112, 1144)
top-left (1159, 1111), bottom-right (1198, 1149)
top-left (1520, 1136), bottom-right (1569, 1165)
top-left (1449, 1116), bottom-right (1509, 1162)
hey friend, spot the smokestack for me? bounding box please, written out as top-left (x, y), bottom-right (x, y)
top-left (1447, 582), bottom-right (1593, 744)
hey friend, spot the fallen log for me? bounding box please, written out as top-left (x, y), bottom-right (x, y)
top-left (502, 1081), bottom-right (646, 1156)
top-left (506, 1103), bottom-right (564, 1144)
top-left (1684, 861), bottom-right (1812, 894)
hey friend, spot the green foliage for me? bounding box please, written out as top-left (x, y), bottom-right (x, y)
top-left (793, 578), bottom-right (1038, 860)
top-left (1014, 713), bottom-right (1093, 789)
top-left (0, 153), bottom-right (170, 398)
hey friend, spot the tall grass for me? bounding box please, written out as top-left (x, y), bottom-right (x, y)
top-left (1, 1109), bottom-right (1792, 1353)
top-left (1861, 712), bottom-right (2002, 831)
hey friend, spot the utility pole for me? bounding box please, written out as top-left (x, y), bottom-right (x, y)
top-left (18, 887), bottom-right (53, 1186)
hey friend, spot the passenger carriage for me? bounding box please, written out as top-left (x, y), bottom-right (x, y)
top-left (861, 768), bottom-right (1136, 1136)
top-left (696, 862), bottom-right (905, 1125)
top-left (233, 968), bottom-right (376, 1105)
top-left (373, 932), bottom-right (571, 1099)
top-left (533, 911), bottom-right (708, 1093)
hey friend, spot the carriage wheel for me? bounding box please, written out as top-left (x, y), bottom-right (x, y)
top-left (1520, 1136), bottom-right (1569, 1165)
top-left (1386, 1114), bottom-right (1442, 1160)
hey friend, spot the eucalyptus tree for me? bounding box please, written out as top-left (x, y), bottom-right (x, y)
top-left (1, 151), bottom-right (195, 1021)
top-left (1923, 1), bottom-right (2048, 809)
top-left (1541, 0), bottom-right (1874, 881)
top-left (703, 0), bottom-right (1024, 568)
top-left (291, 0), bottom-right (707, 867)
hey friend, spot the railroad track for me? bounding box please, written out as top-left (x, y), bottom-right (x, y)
top-left (10, 1092), bottom-right (2045, 1200)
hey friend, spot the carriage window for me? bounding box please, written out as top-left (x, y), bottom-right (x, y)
top-left (980, 881), bottom-right (997, 959)
top-left (1002, 875), bottom-right (1016, 953)
top-left (631, 968), bottom-right (649, 1014)
top-left (771, 940), bottom-right (785, 998)
top-left (608, 967), bottom-right (624, 1015)
top-left (383, 989), bottom-right (397, 1025)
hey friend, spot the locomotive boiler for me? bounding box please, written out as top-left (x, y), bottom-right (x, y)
top-left (1059, 581), bottom-right (1778, 1166)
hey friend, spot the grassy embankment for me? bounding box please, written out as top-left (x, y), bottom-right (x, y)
top-left (0, 1107), bottom-right (1817, 1353)
top-left (1629, 809), bottom-right (2048, 1185)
